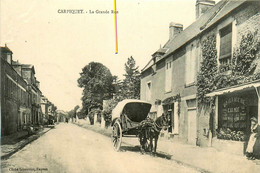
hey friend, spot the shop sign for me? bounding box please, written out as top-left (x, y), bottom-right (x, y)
top-left (223, 97), bottom-right (246, 108)
top-left (222, 97), bottom-right (246, 129)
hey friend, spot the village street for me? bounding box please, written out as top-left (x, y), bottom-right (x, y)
top-left (1, 123), bottom-right (199, 173)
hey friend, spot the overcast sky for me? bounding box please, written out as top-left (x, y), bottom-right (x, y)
top-left (1, 0), bottom-right (220, 111)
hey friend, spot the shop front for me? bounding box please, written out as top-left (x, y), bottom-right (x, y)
top-left (207, 82), bottom-right (260, 155)
top-left (162, 94), bottom-right (180, 135)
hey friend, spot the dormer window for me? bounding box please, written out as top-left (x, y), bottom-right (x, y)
top-left (6, 54), bottom-right (12, 64)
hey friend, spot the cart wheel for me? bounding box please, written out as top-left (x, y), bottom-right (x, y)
top-left (111, 120), bottom-right (122, 151)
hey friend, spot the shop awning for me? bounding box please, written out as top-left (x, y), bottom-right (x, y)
top-left (206, 82), bottom-right (260, 97)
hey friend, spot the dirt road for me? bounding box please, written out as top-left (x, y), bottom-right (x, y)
top-left (1, 123), bottom-right (199, 173)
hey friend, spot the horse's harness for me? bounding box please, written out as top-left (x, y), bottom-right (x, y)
top-left (141, 115), bottom-right (169, 133)
top-left (153, 117), bottom-right (169, 132)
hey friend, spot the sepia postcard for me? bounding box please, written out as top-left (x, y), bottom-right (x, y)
top-left (1, 0), bottom-right (260, 172)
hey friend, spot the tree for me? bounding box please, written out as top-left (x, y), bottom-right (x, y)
top-left (118, 56), bottom-right (140, 99)
top-left (78, 62), bottom-right (115, 118)
top-left (73, 105), bottom-right (80, 122)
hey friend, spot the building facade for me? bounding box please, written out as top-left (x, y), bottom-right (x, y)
top-left (1, 45), bottom-right (49, 135)
top-left (41, 96), bottom-right (57, 125)
top-left (140, 0), bottom-right (260, 155)
top-left (1, 46), bottom-right (31, 135)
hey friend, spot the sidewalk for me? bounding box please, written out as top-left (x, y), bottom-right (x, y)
top-left (1, 126), bottom-right (53, 160)
top-left (155, 139), bottom-right (260, 173)
top-left (75, 120), bottom-right (260, 173)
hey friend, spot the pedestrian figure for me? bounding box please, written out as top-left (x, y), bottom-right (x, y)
top-left (246, 117), bottom-right (259, 160)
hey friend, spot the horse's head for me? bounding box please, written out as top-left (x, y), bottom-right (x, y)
top-left (156, 113), bottom-right (170, 130)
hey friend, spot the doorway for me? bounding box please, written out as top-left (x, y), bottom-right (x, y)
top-left (188, 109), bottom-right (197, 145)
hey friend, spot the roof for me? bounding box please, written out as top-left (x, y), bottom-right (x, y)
top-left (12, 60), bottom-right (22, 65)
top-left (0, 46), bottom-right (13, 53)
top-left (141, 58), bottom-right (154, 72)
top-left (152, 47), bottom-right (169, 56)
top-left (21, 64), bottom-right (35, 74)
top-left (112, 99), bottom-right (151, 120)
top-left (142, 0), bottom-right (247, 73)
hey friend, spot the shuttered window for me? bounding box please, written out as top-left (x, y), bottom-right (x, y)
top-left (165, 61), bottom-right (172, 92)
top-left (219, 24), bottom-right (232, 65)
top-left (186, 45), bottom-right (196, 85)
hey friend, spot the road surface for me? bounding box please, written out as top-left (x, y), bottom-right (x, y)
top-left (1, 123), bottom-right (199, 173)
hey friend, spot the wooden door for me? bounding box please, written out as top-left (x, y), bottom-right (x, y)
top-left (188, 109), bottom-right (197, 145)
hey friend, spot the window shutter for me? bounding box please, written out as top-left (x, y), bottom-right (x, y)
top-left (220, 24), bottom-right (232, 59)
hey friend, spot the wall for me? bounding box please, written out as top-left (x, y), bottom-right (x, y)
top-left (235, 2), bottom-right (259, 44)
top-left (197, 1), bottom-right (260, 147)
top-left (1, 59), bottom-right (31, 135)
top-left (140, 1), bottom-right (260, 147)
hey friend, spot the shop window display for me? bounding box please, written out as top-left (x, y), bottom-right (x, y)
top-left (217, 95), bottom-right (257, 141)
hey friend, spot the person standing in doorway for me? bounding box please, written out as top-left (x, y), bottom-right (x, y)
top-left (246, 117), bottom-right (259, 160)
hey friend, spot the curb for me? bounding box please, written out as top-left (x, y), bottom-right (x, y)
top-left (1, 127), bottom-right (52, 160)
top-left (74, 123), bottom-right (212, 173)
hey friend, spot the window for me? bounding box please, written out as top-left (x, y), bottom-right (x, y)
top-left (5, 77), bottom-right (8, 97)
top-left (146, 82), bottom-right (152, 101)
top-left (6, 54), bottom-right (11, 64)
top-left (219, 24), bottom-right (232, 66)
top-left (186, 44), bottom-right (196, 85)
top-left (217, 96), bottom-right (251, 141)
top-left (165, 61), bottom-right (172, 92)
top-left (163, 104), bottom-right (174, 133)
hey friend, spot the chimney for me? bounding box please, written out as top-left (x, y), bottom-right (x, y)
top-left (169, 22), bottom-right (183, 39)
top-left (196, 0), bottom-right (215, 19)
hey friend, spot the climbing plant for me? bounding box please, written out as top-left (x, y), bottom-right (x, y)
top-left (162, 94), bottom-right (181, 117)
top-left (197, 30), bottom-right (260, 107)
top-left (232, 30), bottom-right (260, 76)
top-left (197, 34), bottom-right (218, 105)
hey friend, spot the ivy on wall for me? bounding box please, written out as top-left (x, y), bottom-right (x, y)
top-left (197, 34), bottom-right (218, 105)
top-left (232, 30), bottom-right (260, 76)
top-left (162, 94), bottom-right (181, 117)
top-left (197, 30), bottom-right (260, 106)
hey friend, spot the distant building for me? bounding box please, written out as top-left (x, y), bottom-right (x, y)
top-left (40, 95), bottom-right (57, 125)
top-left (56, 110), bottom-right (68, 122)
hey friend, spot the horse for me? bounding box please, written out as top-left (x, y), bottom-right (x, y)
top-left (139, 113), bottom-right (170, 154)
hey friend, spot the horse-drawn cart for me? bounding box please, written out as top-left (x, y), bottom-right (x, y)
top-left (111, 99), bottom-right (152, 151)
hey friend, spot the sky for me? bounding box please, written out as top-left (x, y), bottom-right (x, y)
top-left (1, 0), bottom-right (220, 111)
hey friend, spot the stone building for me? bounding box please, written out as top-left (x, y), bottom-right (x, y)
top-left (1, 45), bottom-right (30, 135)
top-left (40, 96), bottom-right (57, 125)
top-left (12, 62), bottom-right (43, 126)
top-left (140, 0), bottom-right (260, 155)
top-left (1, 45), bottom-right (44, 135)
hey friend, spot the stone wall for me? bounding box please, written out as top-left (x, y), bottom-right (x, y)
top-left (1, 59), bottom-right (30, 135)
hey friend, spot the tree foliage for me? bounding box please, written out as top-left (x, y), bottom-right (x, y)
top-left (102, 99), bottom-right (118, 124)
top-left (101, 56), bottom-right (141, 125)
top-left (78, 62), bottom-right (115, 118)
top-left (116, 56), bottom-right (140, 100)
